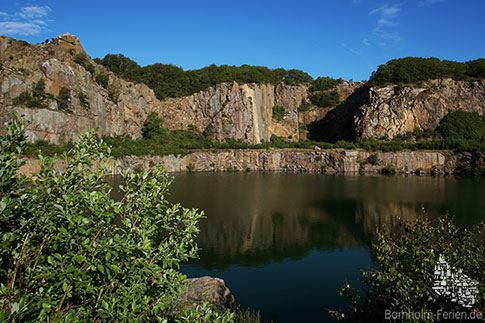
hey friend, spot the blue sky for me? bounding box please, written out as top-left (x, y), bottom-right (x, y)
top-left (0, 0), bottom-right (484, 81)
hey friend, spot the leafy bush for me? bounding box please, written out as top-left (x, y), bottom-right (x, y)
top-left (309, 90), bottom-right (340, 108)
top-left (438, 110), bottom-right (485, 142)
top-left (0, 117), bottom-right (235, 322)
top-left (56, 86), bottom-right (71, 111)
top-left (107, 85), bottom-right (120, 103)
top-left (272, 105), bottom-right (285, 121)
top-left (95, 73), bottom-right (109, 88)
top-left (367, 153), bottom-right (379, 166)
top-left (310, 76), bottom-right (344, 92)
top-left (12, 79), bottom-right (49, 109)
top-left (297, 100), bottom-right (312, 112)
top-left (380, 165), bottom-right (396, 175)
top-left (78, 91), bottom-right (90, 110)
top-left (330, 213), bottom-right (485, 322)
top-left (74, 53), bottom-right (95, 74)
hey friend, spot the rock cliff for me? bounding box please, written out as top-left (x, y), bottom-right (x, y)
top-left (355, 79), bottom-right (485, 139)
top-left (19, 149), bottom-right (484, 176)
top-left (0, 34), bottom-right (307, 144)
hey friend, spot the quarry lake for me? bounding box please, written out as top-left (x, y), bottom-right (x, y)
top-left (112, 173), bottom-right (485, 323)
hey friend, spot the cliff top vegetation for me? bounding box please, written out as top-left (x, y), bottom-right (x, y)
top-left (93, 54), bottom-right (314, 100)
top-left (368, 57), bottom-right (485, 88)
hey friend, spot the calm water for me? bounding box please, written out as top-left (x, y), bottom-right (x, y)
top-left (112, 173), bottom-right (485, 322)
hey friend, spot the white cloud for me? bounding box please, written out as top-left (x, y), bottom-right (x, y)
top-left (17, 6), bottom-right (51, 19)
top-left (0, 5), bottom-right (52, 36)
top-left (373, 28), bottom-right (403, 43)
top-left (363, 38), bottom-right (370, 46)
top-left (342, 43), bottom-right (360, 55)
top-left (369, 4), bottom-right (401, 27)
top-left (0, 21), bottom-right (42, 35)
top-left (419, 0), bottom-right (444, 7)
top-left (368, 4), bottom-right (403, 46)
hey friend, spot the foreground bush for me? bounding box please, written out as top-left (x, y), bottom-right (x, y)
top-left (0, 117), bottom-right (234, 322)
top-left (330, 212), bottom-right (485, 322)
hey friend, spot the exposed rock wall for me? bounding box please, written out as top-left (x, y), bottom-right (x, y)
top-left (18, 149), bottom-right (484, 176)
top-left (0, 33), bottom-right (157, 143)
top-left (0, 34), bottom-right (307, 144)
top-left (355, 79), bottom-right (485, 139)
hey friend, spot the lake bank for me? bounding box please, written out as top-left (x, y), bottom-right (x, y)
top-left (18, 149), bottom-right (485, 176)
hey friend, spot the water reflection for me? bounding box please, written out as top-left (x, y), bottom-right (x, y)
top-left (165, 173), bottom-right (485, 269)
top-left (107, 172), bottom-right (485, 322)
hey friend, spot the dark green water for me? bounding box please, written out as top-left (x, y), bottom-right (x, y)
top-left (112, 173), bottom-right (485, 322)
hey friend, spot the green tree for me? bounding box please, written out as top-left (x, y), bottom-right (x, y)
top-left (310, 76), bottom-right (344, 92)
top-left (330, 212), bottom-right (485, 322)
top-left (438, 110), bottom-right (485, 141)
top-left (0, 117), bottom-right (234, 322)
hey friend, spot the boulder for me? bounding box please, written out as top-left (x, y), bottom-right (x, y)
top-left (180, 276), bottom-right (236, 310)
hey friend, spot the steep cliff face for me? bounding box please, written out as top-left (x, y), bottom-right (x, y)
top-left (0, 33), bottom-right (159, 143)
top-left (355, 79), bottom-right (485, 139)
top-left (152, 82), bottom-right (308, 143)
top-left (0, 34), bottom-right (306, 144)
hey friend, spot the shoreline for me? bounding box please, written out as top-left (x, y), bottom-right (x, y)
top-left (18, 149), bottom-right (485, 176)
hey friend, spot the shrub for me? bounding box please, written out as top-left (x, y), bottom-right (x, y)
top-left (95, 73), bottom-right (109, 88)
top-left (380, 165), bottom-right (396, 175)
top-left (330, 213), bottom-right (485, 322)
top-left (108, 85), bottom-right (120, 103)
top-left (272, 105), bottom-right (285, 121)
top-left (367, 153), bottom-right (379, 166)
top-left (74, 53), bottom-right (95, 74)
top-left (78, 91), bottom-right (90, 110)
top-left (12, 79), bottom-right (48, 109)
top-left (309, 90), bottom-right (340, 108)
top-left (297, 100), bottom-right (312, 112)
top-left (310, 76), bottom-right (344, 92)
top-left (438, 110), bottom-right (485, 142)
top-left (56, 86), bottom-right (71, 111)
top-left (0, 117), bottom-right (234, 322)
top-left (186, 163), bottom-right (195, 172)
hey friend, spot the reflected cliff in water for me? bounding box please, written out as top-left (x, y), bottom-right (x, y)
top-left (158, 173), bottom-right (485, 269)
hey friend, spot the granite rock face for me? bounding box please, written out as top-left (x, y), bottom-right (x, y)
top-left (19, 149), bottom-right (483, 176)
top-left (0, 33), bottom-right (157, 143)
top-left (355, 79), bottom-right (485, 139)
top-left (0, 34), bottom-right (307, 144)
top-left (153, 82), bottom-right (309, 143)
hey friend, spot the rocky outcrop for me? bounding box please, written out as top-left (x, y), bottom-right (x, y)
top-left (0, 33), bottom-right (158, 143)
top-left (152, 82), bottom-right (309, 143)
top-left (355, 79), bottom-right (485, 139)
top-left (0, 34), bottom-right (308, 144)
top-left (18, 149), bottom-right (485, 176)
top-left (157, 82), bottom-right (276, 143)
top-left (181, 277), bottom-right (236, 310)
